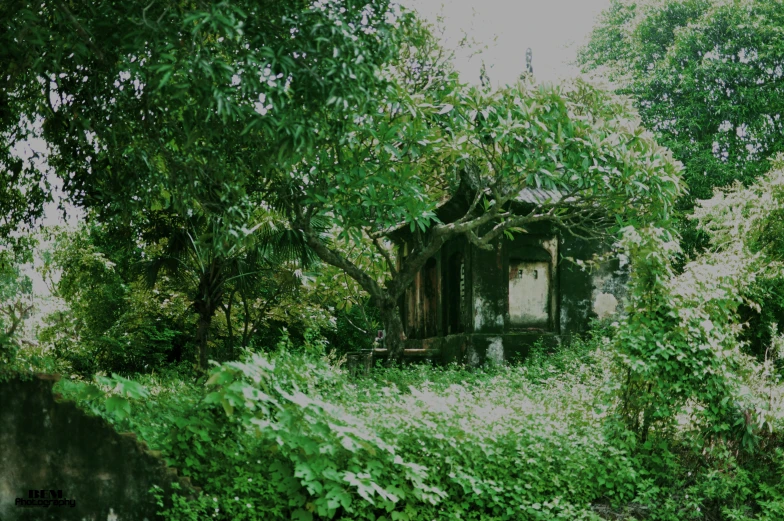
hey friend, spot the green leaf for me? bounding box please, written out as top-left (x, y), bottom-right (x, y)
top-left (105, 396), bottom-right (131, 420)
top-left (437, 104), bottom-right (453, 115)
top-left (292, 509), bottom-right (313, 521)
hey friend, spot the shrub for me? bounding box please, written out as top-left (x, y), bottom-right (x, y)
top-left (195, 345), bottom-right (635, 521)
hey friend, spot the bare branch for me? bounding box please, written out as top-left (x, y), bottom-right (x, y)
top-left (370, 235), bottom-right (397, 277)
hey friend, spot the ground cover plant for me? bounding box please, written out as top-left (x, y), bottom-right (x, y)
top-left (52, 315), bottom-right (784, 520)
top-left (54, 332), bottom-right (633, 521)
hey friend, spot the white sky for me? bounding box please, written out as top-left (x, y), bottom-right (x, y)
top-left (404, 0), bottom-right (611, 85)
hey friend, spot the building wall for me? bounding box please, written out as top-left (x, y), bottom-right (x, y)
top-left (470, 241), bottom-right (506, 334)
top-left (559, 236), bottom-right (628, 335)
top-left (398, 228), bottom-right (627, 364)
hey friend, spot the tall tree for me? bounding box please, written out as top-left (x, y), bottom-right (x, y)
top-left (1, 0), bottom-right (416, 368)
top-left (579, 0), bottom-right (784, 205)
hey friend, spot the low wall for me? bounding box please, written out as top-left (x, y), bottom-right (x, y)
top-left (377, 332), bottom-right (566, 366)
top-left (0, 374), bottom-right (196, 521)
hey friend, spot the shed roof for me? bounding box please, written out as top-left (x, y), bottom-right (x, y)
top-left (387, 183), bottom-right (566, 240)
top-left (516, 187), bottom-right (563, 205)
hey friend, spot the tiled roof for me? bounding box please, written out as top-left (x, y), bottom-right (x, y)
top-left (516, 188), bottom-right (562, 204)
top-left (389, 185), bottom-right (565, 238)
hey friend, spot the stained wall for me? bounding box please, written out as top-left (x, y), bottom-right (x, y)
top-left (397, 228), bottom-right (627, 365)
top-left (0, 375), bottom-right (196, 521)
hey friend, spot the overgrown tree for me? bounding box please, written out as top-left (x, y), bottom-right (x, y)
top-left (2, 0), bottom-right (417, 368)
top-left (282, 77), bottom-right (684, 360)
top-left (141, 208), bottom-right (317, 366)
top-left (38, 224), bottom-right (195, 374)
top-left (614, 154), bottom-right (784, 447)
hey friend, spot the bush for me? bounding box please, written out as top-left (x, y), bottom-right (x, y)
top-left (36, 226), bottom-right (196, 375)
top-left (0, 250), bottom-right (34, 373)
top-left (159, 342), bottom-right (635, 520)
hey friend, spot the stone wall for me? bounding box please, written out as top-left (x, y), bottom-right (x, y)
top-left (0, 374), bottom-right (196, 521)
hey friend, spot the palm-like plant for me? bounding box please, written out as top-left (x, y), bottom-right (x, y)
top-left (143, 207), bottom-right (319, 369)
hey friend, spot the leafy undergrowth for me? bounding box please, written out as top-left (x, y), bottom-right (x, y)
top-left (55, 330), bottom-right (784, 520)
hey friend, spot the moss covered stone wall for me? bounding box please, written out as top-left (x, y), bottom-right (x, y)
top-left (0, 374), bottom-right (195, 521)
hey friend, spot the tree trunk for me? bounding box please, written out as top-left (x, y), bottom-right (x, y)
top-left (194, 298), bottom-right (219, 370)
top-left (378, 299), bottom-right (406, 364)
top-left (193, 263), bottom-right (223, 370)
top-left (223, 302), bottom-right (233, 361)
top-left (222, 289), bottom-right (236, 360)
top-left (195, 310), bottom-right (212, 370)
top-left (241, 288), bottom-right (251, 348)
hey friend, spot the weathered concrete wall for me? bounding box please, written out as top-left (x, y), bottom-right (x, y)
top-left (590, 254), bottom-right (629, 321)
top-left (470, 242), bottom-right (506, 334)
top-left (508, 260), bottom-right (550, 326)
top-left (558, 236), bottom-right (628, 334)
top-left (0, 375), bottom-right (196, 521)
top-left (397, 226), bottom-right (627, 365)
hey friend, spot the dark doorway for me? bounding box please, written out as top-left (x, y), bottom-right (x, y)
top-left (423, 258), bottom-right (438, 337)
top-left (444, 252), bottom-right (465, 334)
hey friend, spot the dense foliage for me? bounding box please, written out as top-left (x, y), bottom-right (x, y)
top-left (0, 248), bottom-right (34, 367)
top-left (55, 337), bottom-right (625, 521)
top-left (579, 0), bottom-right (784, 205)
top-left (1, 0), bottom-right (418, 367)
top-left (1, 0), bottom-right (684, 362)
top-left (55, 321), bottom-right (784, 520)
top-left (35, 222), bottom-right (373, 375)
top-left (35, 225), bottom-right (193, 374)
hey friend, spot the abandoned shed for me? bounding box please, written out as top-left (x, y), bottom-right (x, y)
top-left (384, 185), bottom-right (628, 365)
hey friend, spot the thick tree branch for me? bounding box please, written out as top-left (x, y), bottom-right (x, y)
top-left (293, 208), bottom-right (385, 300)
top-left (2, 302), bottom-right (33, 339)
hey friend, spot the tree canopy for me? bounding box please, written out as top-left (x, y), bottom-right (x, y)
top-left (1, 0), bottom-right (685, 363)
top-left (579, 0), bottom-right (784, 205)
top-left (1, 0), bottom-right (418, 366)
